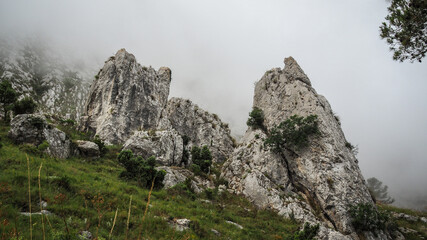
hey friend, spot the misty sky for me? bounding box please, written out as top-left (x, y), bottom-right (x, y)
top-left (1, 0), bottom-right (426, 209)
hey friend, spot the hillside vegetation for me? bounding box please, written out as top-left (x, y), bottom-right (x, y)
top-left (0, 121), bottom-right (302, 240)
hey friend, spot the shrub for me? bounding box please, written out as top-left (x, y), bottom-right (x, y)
top-left (285, 223), bottom-right (319, 240)
top-left (264, 115), bottom-right (319, 152)
top-left (349, 203), bottom-right (390, 234)
top-left (12, 97), bottom-right (37, 114)
top-left (246, 107), bottom-right (264, 130)
top-left (191, 145), bottom-right (212, 174)
top-left (167, 178), bottom-right (196, 200)
top-left (0, 79), bottom-right (18, 122)
top-left (93, 135), bottom-right (107, 156)
top-left (37, 140), bottom-right (49, 151)
top-left (118, 150), bottom-right (165, 189)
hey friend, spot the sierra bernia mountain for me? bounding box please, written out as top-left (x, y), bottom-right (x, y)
top-left (2, 48), bottom-right (414, 239)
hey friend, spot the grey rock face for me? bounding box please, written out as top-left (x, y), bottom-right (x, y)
top-left (157, 166), bottom-right (215, 193)
top-left (80, 49), bottom-right (171, 145)
top-left (75, 140), bottom-right (100, 158)
top-left (9, 114), bottom-right (72, 159)
top-left (0, 39), bottom-right (94, 121)
top-left (160, 97), bottom-right (234, 163)
top-left (222, 57), bottom-right (385, 239)
top-left (123, 129), bottom-right (183, 166)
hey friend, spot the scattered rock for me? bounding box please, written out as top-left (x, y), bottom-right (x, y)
top-left (225, 220), bottom-right (243, 229)
top-left (211, 228), bottom-right (221, 236)
top-left (421, 217), bottom-right (427, 223)
top-left (20, 210), bottom-right (51, 216)
top-left (169, 218), bottom-right (191, 231)
top-left (78, 230), bottom-right (93, 240)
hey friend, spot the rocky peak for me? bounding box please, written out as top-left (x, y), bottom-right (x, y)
top-left (223, 57), bottom-right (388, 239)
top-left (79, 49), bottom-right (171, 144)
top-left (283, 56), bottom-right (311, 86)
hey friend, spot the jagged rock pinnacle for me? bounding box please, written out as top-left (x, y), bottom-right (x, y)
top-left (284, 56), bottom-right (311, 86)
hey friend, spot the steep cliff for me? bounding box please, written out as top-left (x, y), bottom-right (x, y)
top-left (79, 49), bottom-right (171, 145)
top-left (0, 39), bottom-right (93, 120)
top-left (222, 57), bottom-right (390, 239)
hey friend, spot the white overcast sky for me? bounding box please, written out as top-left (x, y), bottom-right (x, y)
top-left (1, 0), bottom-right (426, 209)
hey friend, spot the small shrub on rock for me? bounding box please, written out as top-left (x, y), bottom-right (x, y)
top-left (118, 150), bottom-right (165, 189)
top-left (285, 223), bottom-right (319, 240)
top-left (349, 202), bottom-right (390, 234)
top-left (246, 107), bottom-right (264, 130)
top-left (13, 97), bottom-right (37, 114)
top-left (191, 145), bottom-right (212, 174)
top-left (93, 135), bottom-right (107, 156)
top-left (264, 114), bottom-right (319, 152)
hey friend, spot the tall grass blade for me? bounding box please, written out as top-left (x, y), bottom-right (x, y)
top-left (109, 208), bottom-right (118, 240)
top-left (137, 178), bottom-right (155, 240)
top-left (26, 154), bottom-right (32, 240)
top-left (125, 195), bottom-right (132, 240)
top-left (38, 162), bottom-right (45, 240)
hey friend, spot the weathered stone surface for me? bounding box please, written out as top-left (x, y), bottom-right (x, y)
top-left (157, 166), bottom-right (215, 193)
top-left (222, 57), bottom-right (385, 239)
top-left (123, 129), bottom-right (183, 166)
top-left (159, 97), bottom-right (234, 163)
top-left (79, 49), bottom-right (171, 145)
top-left (75, 140), bottom-right (100, 158)
top-left (9, 114), bottom-right (72, 158)
top-left (169, 218), bottom-right (191, 231)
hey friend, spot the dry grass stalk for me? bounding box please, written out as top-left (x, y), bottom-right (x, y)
top-left (125, 195), bottom-right (132, 240)
top-left (38, 162), bottom-right (45, 240)
top-left (26, 154), bottom-right (32, 240)
top-left (109, 208), bottom-right (118, 240)
top-left (137, 178), bottom-right (155, 240)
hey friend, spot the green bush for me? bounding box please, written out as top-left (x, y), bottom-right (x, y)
top-left (12, 97), bottom-right (37, 114)
top-left (264, 115), bottom-right (319, 152)
top-left (93, 135), bottom-right (107, 156)
top-left (285, 223), bottom-right (319, 240)
top-left (246, 107), bottom-right (265, 130)
top-left (37, 140), bottom-right (49, 151)
top-left (191, 145), bottom-right (212, 174)
top-left (349, 203), bottom-right (390, 234)
top-left (118, 150), bottom-right (165, 189)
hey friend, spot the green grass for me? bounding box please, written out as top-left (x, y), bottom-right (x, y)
top-left (0, 122), bottom-right (300, 239)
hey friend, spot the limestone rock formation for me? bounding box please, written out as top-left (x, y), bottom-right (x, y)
top-left (157, 166), bottom-right (215, 193)
top-left (159, 97), bottom-right (235, 163)
top-left (79, 49), bottom-right (171, 144)
top-left (0, 38), bottom-right (94, 120)
top-left (8, 114), bottom-right (72, 159)
top-left (222, 58), bottom-right (388, 239)
top-left (123, 129), bottom-right (183, 166)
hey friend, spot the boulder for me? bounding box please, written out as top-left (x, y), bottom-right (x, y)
top-left (9, 114), bottom-right (72, 159)
top-left (75, 140), bottom-right (100, 158)
top-left (157, 166), bottom-right (215, 193)
top-left (123, 129), bottom-right (183, 166)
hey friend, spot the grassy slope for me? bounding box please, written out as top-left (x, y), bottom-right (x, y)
top-left (377, 203), bottom-right (427, 240)
top-left (0, 122), bottom-right (300, 240)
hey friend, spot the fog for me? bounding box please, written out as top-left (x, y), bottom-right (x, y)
top-left (1, 0), bottom-right (426, 210)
